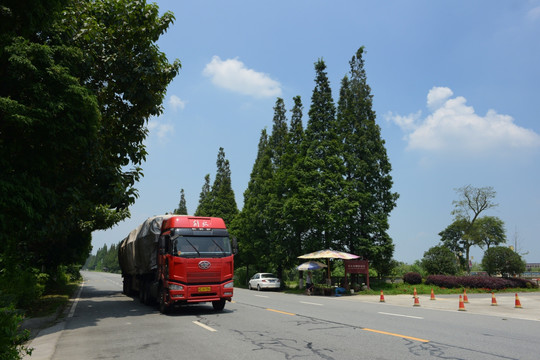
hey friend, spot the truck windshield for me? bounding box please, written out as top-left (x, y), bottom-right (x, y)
top-left (173, 236), bottom-right (232, 258)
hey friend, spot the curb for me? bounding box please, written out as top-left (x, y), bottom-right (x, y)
top-left (22, 283), bottom-right (83, 360)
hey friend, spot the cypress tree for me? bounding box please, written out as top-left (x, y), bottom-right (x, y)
top-left (336, 47), bottom-right (399, 275)
top-left (298, 59), bottom-right (344, 252)
top-left (282, 96), bottom-right (306, 266)
top-left (194, 174), bottom-right (211, 216)
top-left (230, 129), bottom-right (273, 271)
top-left (267, 98), bottom-right (289, 279)
top-left (174, 188), bottom-right (188, 215)
top-left (210, 147), bottom-right (238, 225)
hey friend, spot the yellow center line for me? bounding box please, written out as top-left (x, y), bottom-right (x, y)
top-left (363, 328), bottom-right (429, 343)
top-left (262, 308), bottom-right (428, 342)
top-left (266, 308), bottom-right (296, 316)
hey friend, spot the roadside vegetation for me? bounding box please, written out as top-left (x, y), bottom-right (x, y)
top-left (1, 0), bottom-right (179, 358)
top-left (1, 1), bottom-right (535, 360)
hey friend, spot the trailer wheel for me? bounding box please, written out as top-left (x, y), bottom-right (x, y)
top-left (123, 276), bottom-right (133, 296)
top-left (139, 281), bottom-right (145, 303)
top-left (139, 280), bottom-right (149, 305)
top-left (158, 285), bottom-right (169, 314)
top-left (143, 281), bottom-right (152, 305)
top-left (212, 299), bottom-right (226, 312)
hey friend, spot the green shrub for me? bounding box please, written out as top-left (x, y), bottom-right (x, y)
top-left (0, 267), bottom-right (46, 309)
top-left (0, 304), bottom-right (32, 360)
top-left (234, 266), bottom-right (248, 287)
top-left (403, 272), bottom-right (422, 285)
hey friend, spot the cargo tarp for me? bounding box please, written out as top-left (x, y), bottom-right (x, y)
top-left (118, 215), bottom-right (173, 276)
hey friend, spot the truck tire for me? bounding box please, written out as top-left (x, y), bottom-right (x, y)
top-left (158, 285), bottom-right (169, 314)
top-left (139, 281), bottom-right (145, 303)
top-left (123, 276), bottom-right (133, 296)
top-left (212, 299), bottom-right (226, 312)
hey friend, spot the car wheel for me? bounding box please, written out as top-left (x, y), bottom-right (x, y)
top-left (257, 284), bottom-right (261, 291)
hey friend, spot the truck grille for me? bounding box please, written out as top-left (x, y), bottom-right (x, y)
top-left (187, 272), bottom-right (220, 284)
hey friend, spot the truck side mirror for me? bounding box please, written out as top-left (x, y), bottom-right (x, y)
top-left (158, 236), bottom-right (167, 254)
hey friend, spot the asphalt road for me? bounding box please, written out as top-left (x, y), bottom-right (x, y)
top-left (25, 271), bottom-right (540, 360)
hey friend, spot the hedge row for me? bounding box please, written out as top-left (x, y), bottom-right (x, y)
top-left (425, 275), bottom-right (538, 290)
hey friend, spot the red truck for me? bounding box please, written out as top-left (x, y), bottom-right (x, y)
top-left (118, 215), bottom-right (237, 313)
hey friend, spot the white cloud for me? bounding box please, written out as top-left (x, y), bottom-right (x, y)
top-left (527, 6), bottom-right (540, 21)
top-left (148, 119), bottom-right (174, 141)
top-left (426, 86), bottom-right (453, 110)
top-left (389, 87), bottom-right (540, 155)
top-left (169, 95), bottom-right (186, 111)
top-left (203, 56), bottom-right (282, 98)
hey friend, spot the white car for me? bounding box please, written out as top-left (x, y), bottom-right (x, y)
top-left (248, 273), bottom-right (281, 291)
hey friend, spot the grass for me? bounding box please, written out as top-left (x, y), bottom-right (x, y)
top-left (26, 283), bottom-right (79, 318)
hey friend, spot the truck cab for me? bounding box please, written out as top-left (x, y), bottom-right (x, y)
top-left (156, 216), bottom-right (236, 313)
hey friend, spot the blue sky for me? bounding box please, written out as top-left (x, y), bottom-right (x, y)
top-left (92, 0), bottom-right (540, 265)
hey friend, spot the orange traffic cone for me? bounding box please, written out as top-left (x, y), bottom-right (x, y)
top-left (515, 293), bottom-right (522, 308)
top-left (463, 289), bottom-right (469, 303)
top-left (491, 292), bottom-right (498, 306)
top-left (413, 287), bottom-right (418, 298)
top-left (430, 288), bottom-right (436, 300)
top-left (380, 290), bottom-right (385, 302)
top-left (458, 295), bottom-right (466, 311)
top-left (413, 295), bottom-right (420, 307)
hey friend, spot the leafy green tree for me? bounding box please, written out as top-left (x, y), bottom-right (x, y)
top-left (449, 185), bottom-right (498, 270)
top-left (174, 189), bottom-right (188, 215)
top-left (439, 218), bottom-right (468, 270)
top-left (1, 12), bottom-right (101, 272)
top-left (421, 245), bottom-right (459, 275)
top-left (336, 47), bottom-right (398, 275)
top-left (83, 244), bottom-right (119, 272)
top-left (1, 0), bottom-right (180, 273)
top-left (472, 216), bottom-right (506, 250)
top-left (482, 246), bottom-right (526, 277)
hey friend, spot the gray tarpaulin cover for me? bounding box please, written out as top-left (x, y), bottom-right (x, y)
top-left (118, 215), bottom-right (173, 275)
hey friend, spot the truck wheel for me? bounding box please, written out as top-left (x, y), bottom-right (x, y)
top-left (158, 285), bottom-right (169, 314)
top-left (139, 282), bottom-right (145, 303)
top-left (141, 280), bottom-right (152, 305)
top-left (212, 299), bottom-right (226, 311)
top-left (123, 276), bottom-right (133, 296)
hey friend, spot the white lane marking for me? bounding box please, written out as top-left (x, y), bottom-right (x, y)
top-left (254, 295), bottom-right (268, 298)
top-left (300, 301), bottom-right (323, 306)
top-left (193, 321), bottom-right (217, 332)
top-left (68, 282), bottom-right (85, 318)
top-left (378, 312), bottom-right (423, 319)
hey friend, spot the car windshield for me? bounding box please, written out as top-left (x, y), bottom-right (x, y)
top-left (261, 274), bottom-right (276, 279)
top-left (173, 236), bottom-right (232, 258)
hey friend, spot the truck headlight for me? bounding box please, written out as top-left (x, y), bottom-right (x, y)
top-left (169, 284), bottom-right (184, 291)
top-left (224, 282), bottom-right (234, 288)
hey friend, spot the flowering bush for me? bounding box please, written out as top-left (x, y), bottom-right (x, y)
top-left (425, 275), bottom-right (538, 290)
